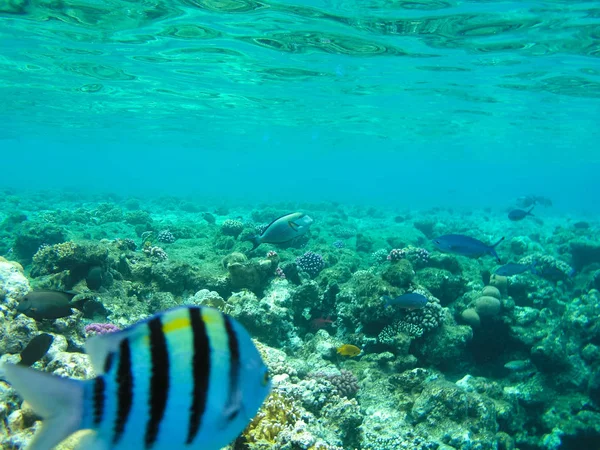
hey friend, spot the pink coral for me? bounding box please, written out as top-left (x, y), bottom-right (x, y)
top-left (85, 323), bottom-right (121, 336)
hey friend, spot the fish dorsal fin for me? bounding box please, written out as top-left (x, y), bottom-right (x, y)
top-left (84, 325), bottom-right (146, 375)
top-left (261, 212), bottom-right (301, 236)
top-left (85, 332), bottom-right (125, 375)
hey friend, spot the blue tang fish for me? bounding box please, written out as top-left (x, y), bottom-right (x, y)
top-left (249, 212), bottom-right (313, 250)
top-left (495, 262), bottom-right (537, 277)
top-left (433, 234), bottom-right (504, 263)
top-left (0, 306), bottom-right (271, 450)
top-left (382, 293), bottom-right (428, 310)
top-left (508, 206), bottom-right (534, 221)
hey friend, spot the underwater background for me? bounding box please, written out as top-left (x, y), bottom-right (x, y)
top-left (1, 0), bottom-right (600, 449)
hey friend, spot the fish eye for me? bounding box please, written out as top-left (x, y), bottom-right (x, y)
top-left (261, 369), bottom-right (270, 386)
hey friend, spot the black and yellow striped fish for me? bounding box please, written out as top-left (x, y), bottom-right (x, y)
top-left (0, 306), bottom-right (271, 450)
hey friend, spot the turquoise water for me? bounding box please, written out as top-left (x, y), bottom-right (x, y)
top-left (2, 2), bottom-right (600, 450)
top-left (1, 0), bottom-right (599, 210)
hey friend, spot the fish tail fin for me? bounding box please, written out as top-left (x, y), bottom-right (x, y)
top-left (249, 236), bottom-right (261, 251)
top-left (491, 237), bottom-right (505, 248)
top-left (381, 295), bottom-right (392, 307)
top-left (489, 237), bottom-right (504, 263)
top-left (528, 206), bottom-right (535, 216)
top-left (70, 297), bottom-right (87, 312)
top-left (0, 363), bottom-right (85, 450)
top-left (530, 259), bottom-right (538, 275)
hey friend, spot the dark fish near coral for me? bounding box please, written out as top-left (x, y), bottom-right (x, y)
top-left (504, 359), bottom-right (532, 372)
top-left (18, 333), bottom-right (54, 366)
top-left (16, 290), bottom-right (88, 320)
top-left (495, 262), bottom-right (536, 277)
top-left (573, 221), bottom-right (590, 230)
top-left (508, 206), bottom-right (534, 221)
top-left (249, 212), bottom-right (313, 250)
top-left (85, 266), bottom-right (104, 291)
top-left (537, 265), bottom-right (576, 280)
top-left (0, 306), bottom-right (271, 450)
top-left (433, 234), bottom-right (504, 263)
top-left (382, 293), bottom-right (428, 310)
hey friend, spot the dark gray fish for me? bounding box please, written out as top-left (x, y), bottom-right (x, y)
top-left (433, 234), bottom-right (504, 262)
top-left (18, 333), bottom-right (54, 366)
top-left (382, 293), bottom-right (428, 310)
top-left (86, 266), bottom-right (104, 291)
top-left (495, 262), bottom-right (536, 277)
top-left (16, 290), bottom-right (85, 320)
top-left (508, 206), bottom-right (534, 221)
top-left (573, 221), bottom-right (590, 230)
top-left (249, 212), bottom-right (313, 250)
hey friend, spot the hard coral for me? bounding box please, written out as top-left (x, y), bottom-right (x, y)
top-left (243, 390), bottom-right (302, 448)
top-left (296, 251), bottom-right (325, 279)
top-left (221, 219), bottom-right (244, 238)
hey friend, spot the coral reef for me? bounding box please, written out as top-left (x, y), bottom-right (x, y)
top-left (0, 192), bottom-right (599, 450)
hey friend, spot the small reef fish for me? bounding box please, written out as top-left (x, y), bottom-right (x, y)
top-left (508, 206), bottom-right (534, 221)
top-left (433, 234), bottom-right (504, 263)
top-left (86, 266), bottom-right (105, 291)
top-left (249, 212), bottom-right (313, 250)
top-left (382, 293), bottom-right (428, 310)
top-left (337, 344), bottom-right (361, 357)
top-left (495, 262), bottom-right (536, 277)
top-left (310, 316), bottom-right (334, 330)
top-left (0, 306), bottom-right (271, 450)
top-left (504, 359), bottom-right (532, 372)
top-left (18, 333), bottom-right (54, 366)
top-left (16, 290), bottom-right (84, 320)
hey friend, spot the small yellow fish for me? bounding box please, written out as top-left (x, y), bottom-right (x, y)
top-left (336, 344), bottom-right (361, 357)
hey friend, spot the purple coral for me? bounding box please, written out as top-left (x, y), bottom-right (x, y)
top-left (157, 230), bottom-right (176, 244)
top-left (388, 246), bottom-right (430, 267)
top-left (312, 369), bottom-right (359, 398)
top-left (85, 323), bottom-right (121, 336)
top-left (332, 240), bottom-right (345, 249)
top-left (388, 248), bottom-right (406, 262)
top-left (296, 251), bottom-right (325, 278)
top-left (143, 245), bottom-right (168, 261)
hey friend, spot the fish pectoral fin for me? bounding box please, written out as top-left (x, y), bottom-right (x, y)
top-left (74, 431), bottom-right (109, 450)
top-left (220, 403), bottom-right (242, 428)
top-left (288, 221), bottom-right (299, 231)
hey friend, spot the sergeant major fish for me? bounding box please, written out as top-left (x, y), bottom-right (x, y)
top-left (0, 305), bottom-right (271, 450)
top-left (249, 212), bottom-right (313, 250)
top-left (433, 234), bottom-right (505, 263)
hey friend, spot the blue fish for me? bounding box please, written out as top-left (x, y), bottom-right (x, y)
top-left (249, 212), bottom-right (313, 250)
top-left (433, 234), bottom-right (504, 263)
top-left (0, 306), bottom-right (271, 450)
top-left (383, 293), bottom-right (428, 310)
top-left (495, 262), bottom-right (537, 277)
top-left (508, 206), bottom-right (534, 221)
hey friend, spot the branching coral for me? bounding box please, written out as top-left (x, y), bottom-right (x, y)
top-left (243, 390), bottom-right (302, 448)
